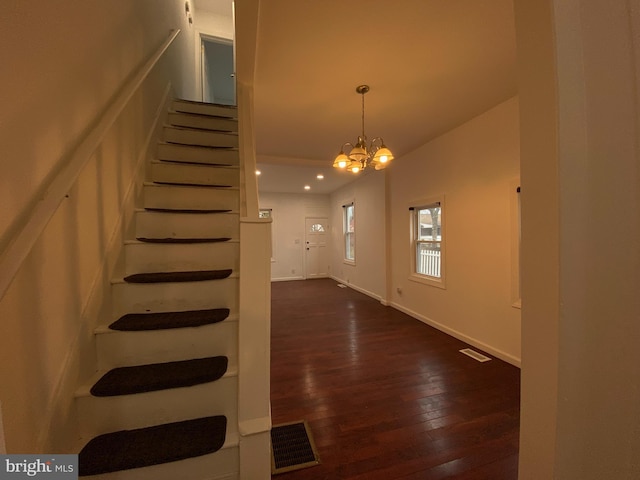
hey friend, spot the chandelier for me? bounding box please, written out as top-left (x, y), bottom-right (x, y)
top-left (332, 85), bottom-right (394, 173)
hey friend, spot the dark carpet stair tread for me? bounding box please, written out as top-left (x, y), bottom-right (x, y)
top-left (90, 356), bottom-right (228, 397)
top-left (145, 207), bottom-right (232, 214)
top-left (136, 237), bottom-right (231, 244)
top-left (78, 415), bottom-right (227, 476)
top-left (109, 308), bottom-right (230, 331)
top-left (124, 269), bottom-right (232, 283)
top-left (153, 181), bottom-right (233, 188)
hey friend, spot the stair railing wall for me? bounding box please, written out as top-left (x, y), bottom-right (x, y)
top-left (237, 80), bottom-right (273, 479)
top-left (0, 29), bottom-right (181, 453)
top-left (0, 29), bottom-right (181, 303)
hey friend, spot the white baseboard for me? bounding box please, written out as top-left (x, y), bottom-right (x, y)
top-left (326, 277), bottom-right (520, 368)
top-left (329, 275), bottom-right (386, 304)
top-left (271, 276), bottom-right (304, 282)
top-left (390, 301), bottom-right (521, 368)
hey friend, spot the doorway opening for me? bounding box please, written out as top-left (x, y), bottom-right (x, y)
top-left (200, 35), bottom-right (235, 105)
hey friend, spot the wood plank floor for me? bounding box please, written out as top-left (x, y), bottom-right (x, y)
top-left (270, 279), bottom-right (520, 479)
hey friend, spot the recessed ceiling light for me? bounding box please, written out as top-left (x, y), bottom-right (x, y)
top-left (304, 185), bottom-right (311, 190)
top-left (317, 174), bottom-right (324, 180)
top-left (255, 170), bottom-right (261, 175)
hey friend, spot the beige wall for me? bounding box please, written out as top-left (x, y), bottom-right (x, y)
top-left (0, 0), bottom-right (195, 452)
top-left (259, 192), bottom-right (331, 281)
top-left (516, 0), bottom-right (640, 478)
top-left (330, 171), bottom-right (388, 301)
top-left (387, 97), bottom-right (521, 364)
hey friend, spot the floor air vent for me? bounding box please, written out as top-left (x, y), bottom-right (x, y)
top-left (271, 421), bottom-right (320, 475)
top-left (459, 348), bottom-right (492, 362)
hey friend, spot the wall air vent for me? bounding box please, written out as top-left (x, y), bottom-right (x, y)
top-left (459, 348), bottom-right (492, 362)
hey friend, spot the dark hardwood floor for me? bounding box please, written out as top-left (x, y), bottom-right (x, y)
top-left (270, 279), bottom-right (520, 479)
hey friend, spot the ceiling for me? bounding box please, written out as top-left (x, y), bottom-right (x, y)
top-left (195, 0), bottom-right (518, 195)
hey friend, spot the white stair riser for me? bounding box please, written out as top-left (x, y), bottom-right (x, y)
top-left (97, 321), bottom-right (238, 370)
top-left (135, 211), bottom-right (239, 240)
top-left (168, 112), bottom-right (237, 132)
top-left (172, 100), bottom-right (237, 119)
top-left (81, 446), bottom-right (239, 480)
top-left (112, 278), bottom-right (238, 318)
top-left (151, 163), bottom-right (239, 187)
top-left (124, 242), bottom-right (239, 275)
top-left (164, 127), bottom-right (238, 148)
top-left (156, 143), bottom-right (239, 166)
top-left (143, 184), bottom-right (239, 211)
top-left (77, 377), bottom-right (238, 437)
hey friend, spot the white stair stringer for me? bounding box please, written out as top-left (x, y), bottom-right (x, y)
top-left (151, 162), bottom-right (239, 187)
top-left (123, 240), bottom-right (239, 275)
top-left (143, 183), bottom-right (239, 211)
top-left (95, 317), bottom-right (239, 370)
top-left (134, 210), bottom-right (239, 241)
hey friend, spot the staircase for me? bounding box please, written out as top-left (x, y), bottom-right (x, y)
top-left (77, 99), bottom-right (244, 480)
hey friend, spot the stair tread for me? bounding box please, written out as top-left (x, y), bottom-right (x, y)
top-left (152, 159), bottom-right (239, 168)
top-left (157, 141), bottom-right (238, 150)
top-left (165, 125), bottom-right (239, 135)
top-left (144, 207), bottom-right (233, 214)
top-left (157, 158), bottom-right (236, 167)
top-left (152, 181), bottom-right (233, 188)
top-left (170, 109), bottom-right (238, 119)
top-left (78, 415), bottom-right (227, 476)
top-left (109, 308), bottom-right (231, 331)
top-left (90, 356), bottom-right (228, 397)
top-left (144, 181), bottom-right (239, 189)
top-left (124, 269), bottom-right (232, 284)
top-left (135, 237), bottom-right (232, 244)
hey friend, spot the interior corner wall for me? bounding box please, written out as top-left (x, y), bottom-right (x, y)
top-left (258, 192), bottom-right (331, 281)
top-left (388, 97), bottom-right (521, 364)
top-left (0, 0), bottom-right (194, 453)
top-left (194, 9), bottom-right (234, 39)
top-left (329, 171), bottom-right (387, 301)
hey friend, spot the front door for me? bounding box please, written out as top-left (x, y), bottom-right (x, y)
top-left (305, 218), bottom-right (329, 279)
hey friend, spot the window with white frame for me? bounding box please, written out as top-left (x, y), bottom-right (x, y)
top-left (259, 208), bottom-right (274, 261)
top-left (410, 198), bottom-right (445, 287)
top-left (343, 203), bottom-right (355, 262)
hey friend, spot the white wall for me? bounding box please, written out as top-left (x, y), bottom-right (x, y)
top-left (516, 0), bottom-right (640, 478)
top-left (258, 192), bottom-right (330, 281)
top-left (194, 8), bottom-right (234, 39)
top-left (0, 0), bottom-right (195, 453)
top-left (329, 171), bottom-right (387, 301)
top-left (388, 97), bottom-right (521, 364)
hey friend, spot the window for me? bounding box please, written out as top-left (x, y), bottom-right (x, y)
top-left (343, 203), bottom-right (355, 262)
top-left (259, 208), bottom-right (274, 261)
top-left (410, 197), bottom-right (445, 288)
top-left (259, 209), bottom-right (272, 219)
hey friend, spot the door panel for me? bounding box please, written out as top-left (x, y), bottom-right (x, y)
top-left (305, 218), bottom-right (329, 278)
